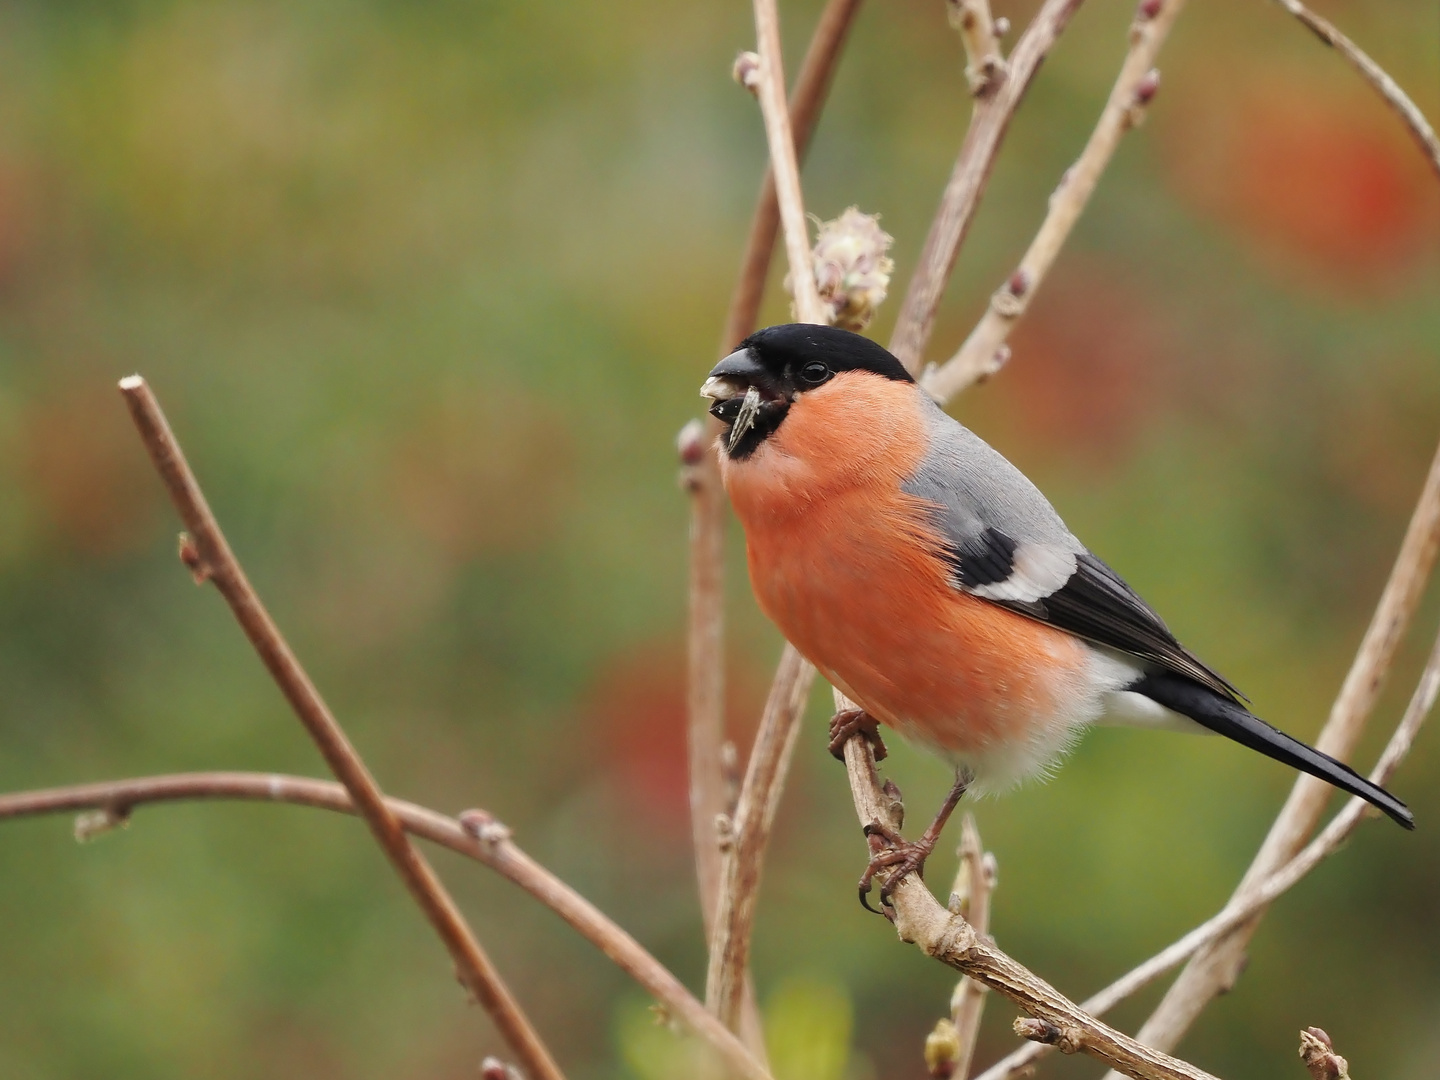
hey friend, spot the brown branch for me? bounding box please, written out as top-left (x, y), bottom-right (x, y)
top-left (721, 0), bottom-right (866, 353)
top-left (748, 0), bottom-right (825, 327)
top-left (1272, 0), bottom-right (1440, 181)
top-left (680, 420), bottom-right (729, 940)
top-left (690, 0), bottom-right (862, 972)
top-left (926, 814), bottom-right (1000, 1080)
top-left (1117, 431), bottom-right (1440, 1065)
top-left (949, 815), bottom-right (998, 1080)
top-left (706, 644), bottom-right (816, 1027)
top-left (924, 0), bottom-right (1182, 402)
top-left (702, 0), bottom-right (854, 1032)
top-left (838, 735), bottom-right (1219, 1080)
top-left (0, 773), bottom-right (774, 1080)
top-left (948, 0), bottom-right (1008, 99)
top-left (887, 0), bottom-right (1088, 374)
top-left (116, 377), bottom-right (564, 1080)
top-left (975, 617), bottom-right (1440, 1080)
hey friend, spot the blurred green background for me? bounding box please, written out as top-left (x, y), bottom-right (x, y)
top-left (0, 0), bottom-right (1437, 1077)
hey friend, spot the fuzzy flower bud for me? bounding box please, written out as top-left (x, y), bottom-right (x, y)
top-left (799, 206), bottom-right (895, 331)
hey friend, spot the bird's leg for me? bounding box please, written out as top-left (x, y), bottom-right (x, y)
top-left (858, 767), bottom-right (972, 916)
top-left (828, 708), bottom-right (887, 761)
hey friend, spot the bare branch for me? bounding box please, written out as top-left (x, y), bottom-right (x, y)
top-left (116, 377), bottom-right (565, 1080)
top-left (838, 735), bottom-right (1219, 1080)
top-left (680, 420), bottom-right (729, 940)
top-left (706, 644), bottom-right (816, 1027)
top-left (975, 618), bottom-right (1440, 1080)
top-left (1118, 430), bottom-right (1440, 1064)
top-left (692, 0), bottom-right (863, 951)
top-left (947, 0), bottom-right (1007, 98)
top-left (749, 0), bottom-right (825, 326)
top-left (888, 0), bottom-right (1088, 373)
top-left (702, 0), bottom-right (863, 1032)
top-left (0, 772), bottom-right (774, 1080)
top-left (924, 0), bottom-right (1183, 402)
top-left (722, 0), bottom-right (866, 353)
top-left (1272, 0), bottom-right (1440, 181)
top-left (949, 815), bottom-right (998, 1079)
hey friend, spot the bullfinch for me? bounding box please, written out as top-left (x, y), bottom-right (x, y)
top-left (701, 323), bottom-right (1413, 908)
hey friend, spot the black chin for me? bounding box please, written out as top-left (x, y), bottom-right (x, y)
top-left (711, 398), bottom-right (789, 460)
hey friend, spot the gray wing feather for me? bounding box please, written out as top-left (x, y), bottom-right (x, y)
top-left (902, 397), bottom-right (1242, 702)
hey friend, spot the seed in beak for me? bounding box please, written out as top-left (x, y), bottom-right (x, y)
top-left (727, 386), bottom-right (763, 453)
top-left (700, 376), bottom-right (744, 401)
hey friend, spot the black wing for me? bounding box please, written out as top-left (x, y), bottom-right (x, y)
top-left (947, 531), bottom-right (1244, 703)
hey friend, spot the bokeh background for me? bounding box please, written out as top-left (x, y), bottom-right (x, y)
top-left (0, 0), bottom-right (1437, 1077)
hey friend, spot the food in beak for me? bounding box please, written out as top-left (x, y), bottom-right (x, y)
top-left (727, 386), bottom-right (763, 453)
top-left (700, 376), bottom-right (745, 402)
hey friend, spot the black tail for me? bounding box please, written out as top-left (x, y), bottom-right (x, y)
top-left (1131, 670), bottom-right (1414, 830)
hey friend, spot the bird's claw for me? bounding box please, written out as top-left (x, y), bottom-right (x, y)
top-left (828, 708), bottom-right (887, 761)
top-left (856, 821), bottom-right (935, 917)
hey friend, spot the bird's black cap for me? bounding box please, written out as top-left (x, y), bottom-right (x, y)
top-left (736, 324), bottom-right (914, 384)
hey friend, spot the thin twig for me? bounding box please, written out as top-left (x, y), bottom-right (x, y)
top-left (691, 0), bottom-right (863, 974)
top-left (116, 377), bottom-right (565, 1080)
top-left (1272, 0), bottom-right (1440, 181)
top-left (681, 420), bottom-right (729, 940)
top-left (974, 618), bottom-right (1440, 1080)
top-left (706, 645), bottom-right (816, 1027)
top-left (0, 773), bottom-right (774, 1080)
top-left (1117, 432), bottom-right (1440, 1065)
top-left (749, 0), bottom-right (825, 327)
top-left (839, 735), bottom-right (1218, 1080)
top-left (888, 0), bottom-right (1088, 374)
top-left (948, 0), bottom-right (1008, 99)
top-left (949, 815), bottom-right (998, 1080)
top-left (702, 0), bottom-right (841, 1031)
top-left (924, 0), bottom-right (1183, 403)
top-left (722, 0), bottom-right (866, 353)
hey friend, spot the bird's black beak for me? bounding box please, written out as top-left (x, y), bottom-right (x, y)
top-left (701, 347), bottom-right (766, 401)
top-left (700, 347), bottom-right (790, 457)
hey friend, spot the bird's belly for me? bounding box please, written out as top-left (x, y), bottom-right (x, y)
top-left (747, 491), bottom-right (1098, 789)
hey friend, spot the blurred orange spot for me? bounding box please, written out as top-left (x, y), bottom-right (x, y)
top-left (1162, 75), bottom-right (1440, 292)
top-left (585, 644), bottom-right (765, 826)
top-left (984, 262), bottom-right (1167, 466)
top-left (21, 382), bottom-right (160, 558)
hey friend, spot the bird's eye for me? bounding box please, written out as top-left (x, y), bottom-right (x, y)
top-left (799, 361), bottom-right (831, 385)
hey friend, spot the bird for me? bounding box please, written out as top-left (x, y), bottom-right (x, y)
top-left (700, 322), bottom-right (1414, 912)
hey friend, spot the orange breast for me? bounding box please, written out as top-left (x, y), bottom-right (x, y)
top-left (722, 373), bottom-right (1090, 760)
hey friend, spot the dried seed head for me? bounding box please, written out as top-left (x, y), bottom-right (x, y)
top-left (799, 206), bottom-right (895, 331)
top-left (924, 1019), bottom-right (962, 1079)
top-left (1299, 1028), bottom-right (1350, 1080)
top-left (732, 51), bottom-right (762, 94)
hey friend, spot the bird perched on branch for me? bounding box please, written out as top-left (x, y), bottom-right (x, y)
top-left (701, 323), bottom-right (1413, 912)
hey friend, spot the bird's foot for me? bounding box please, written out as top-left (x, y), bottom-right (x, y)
top-left (828, 708), bottom-right (887, 761)
top-left (856, 768), bottom-right (973, 917)
top-left (857, 822), bottom-right (934, 916)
